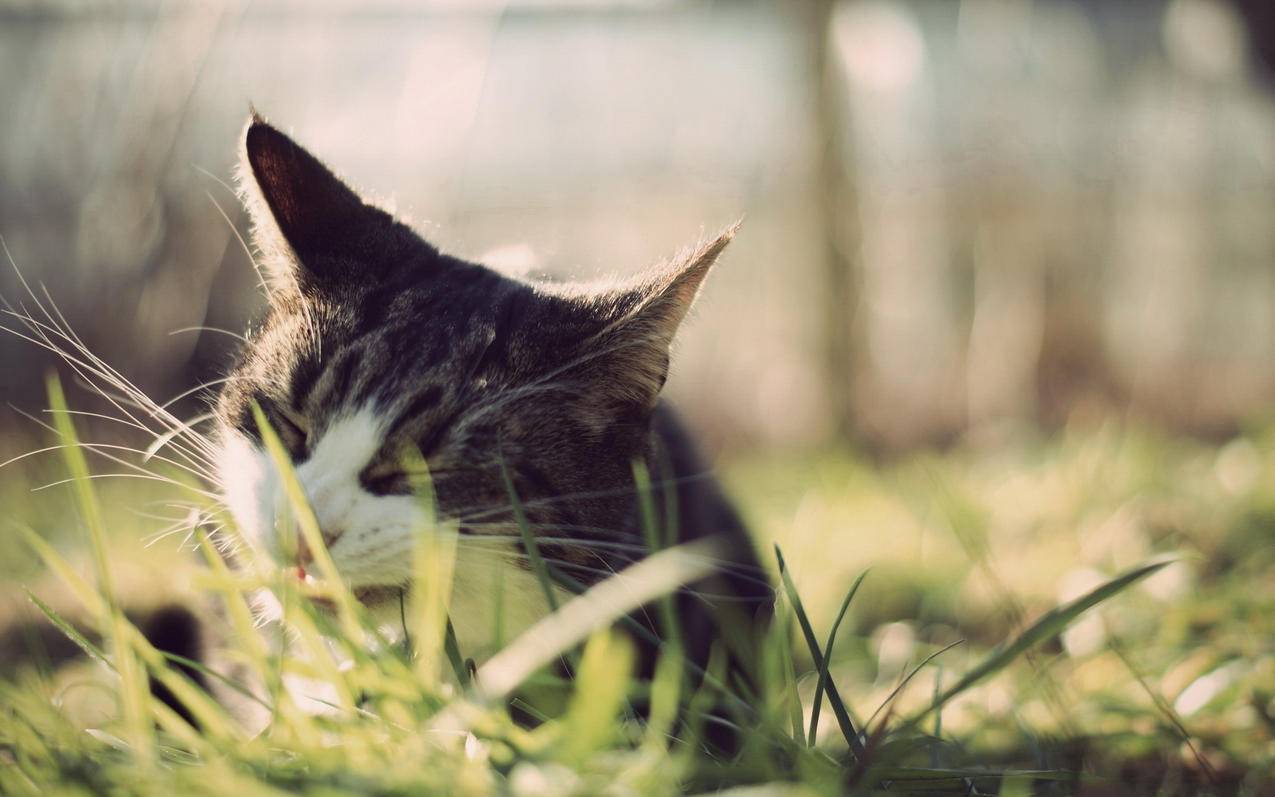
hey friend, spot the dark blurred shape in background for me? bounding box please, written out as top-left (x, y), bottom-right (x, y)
top-left (3, 0), bottom-right (1274, 456)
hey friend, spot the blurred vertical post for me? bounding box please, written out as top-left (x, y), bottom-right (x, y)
top-left (832, 1), bottom-right (954, 449)
top-left (803, 0), bottom-right (861, 444)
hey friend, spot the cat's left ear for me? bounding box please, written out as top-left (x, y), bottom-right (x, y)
top-left (581, 223), bottom-right (738, 413)
top-left (238, 115), bottom-right (428, 295)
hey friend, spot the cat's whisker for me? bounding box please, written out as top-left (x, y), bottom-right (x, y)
top-left (3, 309), bottom-right (223, 471)
top-left (143, 513), bottom-right (210, 547)
top-left (198, 182), bottom-right (275, 305)
top-left (454, 532), bottom-right (773, 588)
top-left (449, 380), bottom-right (581, 428)
top-left (134, 505), bottom-right (215, 528)
top-left (8, 403), bottom-right (221, 490)
top-left (179, 523), bottom-right (226, 553)
top-left (0, 260), bottom-right (223, 469)
top-left (1, 440), bottom-right (216, 486)
top-left (42, 406), bottom-right (219, 480)
top-left (449, 470), bottom-right (719, 524)
top-left (62, 374), bottom-right (220, 472)
top-left (168, 325), bottom-right (248, 343)
top-left (1, 306), bottom-right (221, 469)
top-left (157, 376), bottom-right (238, 411)
top-left (12, 421), bottom-right (220, 501)
top-left (50, 407), bottom-right (164, 435)
top-left (30, 472), bottom-right (213, 494)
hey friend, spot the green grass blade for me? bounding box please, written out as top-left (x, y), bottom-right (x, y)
top-left (906, 557), bottom-right (1173, 727)
top-left (1110, 640), bottom-right (1218, 784)
top-left (194, 528), bottom-right (271, 665)
top-left (643, 642), bottom-right (684, 751)
top-left (633, 460), bottom-right (682, 651)
top-left (865, 639), bottom-right (964, 733)
top-left (463, 539), bottom-right (723, 706)
top-left (127, 628), bottom-right (240, 743)
top-left (559, 630), bottom-right (634, 763)
top-left (808, 568), bottom-right (868, 746)
top-left (24, 589), bottom-right (111, 670)
top-left (46, 376), bottom-right (115, 608)
top-left (774, 606), bottom-right (806, 745)
top-left (500, 457), bottom-right (559, 613)
top-left (159, 650), bottom-right (270, 711)
top-left (443, 618), bottom-right (470, 688)
top-left (251, 402), bottom-right (361, 712)
top-left (403, 450), bottom-right (459, 691)
top-left (774, 544), bottom-right (865, 759)
top-left (15, 522), bottom-right (106, 619)
top-left (46, 376), bottom-right (154, 761)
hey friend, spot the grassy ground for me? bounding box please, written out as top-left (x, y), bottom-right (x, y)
top-left (1, 407), bottom-right (1272, 795)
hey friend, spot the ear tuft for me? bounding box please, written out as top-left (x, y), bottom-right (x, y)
top-left (639, 220), bottom-right (740, 340)
top-left (574, 222), bottom-right (740, 415)
top-left (240, 117), bottom-right (367, 259)
top-left (236, 114), bottom-right (427, 296)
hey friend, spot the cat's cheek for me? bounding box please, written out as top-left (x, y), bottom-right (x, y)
top-left (324, 496), bottom-right (428, 587)
top-left (216, 431), bottom-right (278, 557)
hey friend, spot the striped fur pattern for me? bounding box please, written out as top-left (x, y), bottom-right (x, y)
top-left (215, 118), bottom-right (770, 660)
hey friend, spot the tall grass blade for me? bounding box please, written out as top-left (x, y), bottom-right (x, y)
top-left (462, 539), bottom-right (722, 707)
top-left (905, 557), bottom-right (1173, 727)
top-left (251, 402), bottom-right (360, 714)
top-left (1111, 640), bottom-right (1217, 785)
top-left (643, 643), bottom-right (684, 751)
top-left (633, 460), bottom-right (681, 651)
top-left (16, 522), bottom-right (106, 618)
top-left (500, 457), bottom-right (560, 613)
top-left (443, 619), bottom-right (470, 688)
top-left (866, 639), bottom-right (963, 733)
top-left (774, 545), bottom-right (865, 759)
top-left (46, 375), bottom-right (154, 760)
top-left (559, 630), bottom-right (634, 763)
top-left (808, 568), bottom-right (868, 746)
top-left (24, 590), bottom-right (111, 669)
top-left (773, 604), bottom-right (806, 745)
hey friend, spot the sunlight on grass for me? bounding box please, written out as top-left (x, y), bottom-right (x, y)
top-left (1, 381), bottom-right (1269, 794)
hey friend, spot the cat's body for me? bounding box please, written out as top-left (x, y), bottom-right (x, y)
top-left (196, 117), bottom-right (769, 693)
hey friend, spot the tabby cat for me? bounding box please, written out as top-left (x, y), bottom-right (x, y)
top-left (194, 117), bottom-right (770, 702)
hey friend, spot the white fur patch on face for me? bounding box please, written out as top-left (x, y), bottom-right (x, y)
top-left (295, 409), bottom-right (434, 589)
top-left (216, 428), bottom-right (276, 558)
top-left (218, 406), bottom-right (398, 570)
top-left (217, 405), bottom-right (569, 657)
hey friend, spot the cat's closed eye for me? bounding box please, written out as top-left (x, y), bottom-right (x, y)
top-left (359, 457), bottom-right (429, 496)
top-left (259, 400), bottom-right (309, 458)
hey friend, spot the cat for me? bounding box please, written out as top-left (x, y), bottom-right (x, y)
top-left (1, 115), bottom-right (772, 734)
top-left (188, 116), bottom-right (772, 708)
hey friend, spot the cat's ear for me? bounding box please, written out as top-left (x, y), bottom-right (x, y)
top-left (581, 223), bottom-right (738, 414)
top-left (238, 115), bottom-right (426, 294)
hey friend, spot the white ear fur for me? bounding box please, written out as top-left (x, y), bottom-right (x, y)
top-left (631, 221), bottom-right (739, 344)
top-left (236, 114), bottom-right (393, 297)
top-left (235, 116), bottom-right (295, 296)
top-left (584, 222), bottom-right (740, 411)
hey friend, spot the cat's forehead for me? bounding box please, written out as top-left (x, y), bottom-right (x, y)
top-left (237, 270), bottom-right (578, 419)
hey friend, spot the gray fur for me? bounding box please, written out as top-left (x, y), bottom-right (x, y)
top-left (218, 116), bottom-right (770, 674)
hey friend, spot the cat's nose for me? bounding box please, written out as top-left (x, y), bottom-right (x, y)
top-left (296, 535), bottom-right (313, 568)
top-left (293, 527), bottom-right (342, 567)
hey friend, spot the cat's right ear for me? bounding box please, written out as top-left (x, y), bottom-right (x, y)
top-left (238, 115), bottom-right (426, 296)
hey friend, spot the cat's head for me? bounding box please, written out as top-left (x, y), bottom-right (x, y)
top-left (213, 117), bottom-right (734, 611)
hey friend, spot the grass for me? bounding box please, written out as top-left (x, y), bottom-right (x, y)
top-left (0, 387), bottom-right (1272, 794)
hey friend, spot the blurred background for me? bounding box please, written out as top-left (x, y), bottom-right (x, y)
top-left (4, 0), bottom-right (1275, 782)
top-left (5, 0), bottom-right (1275, 456)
